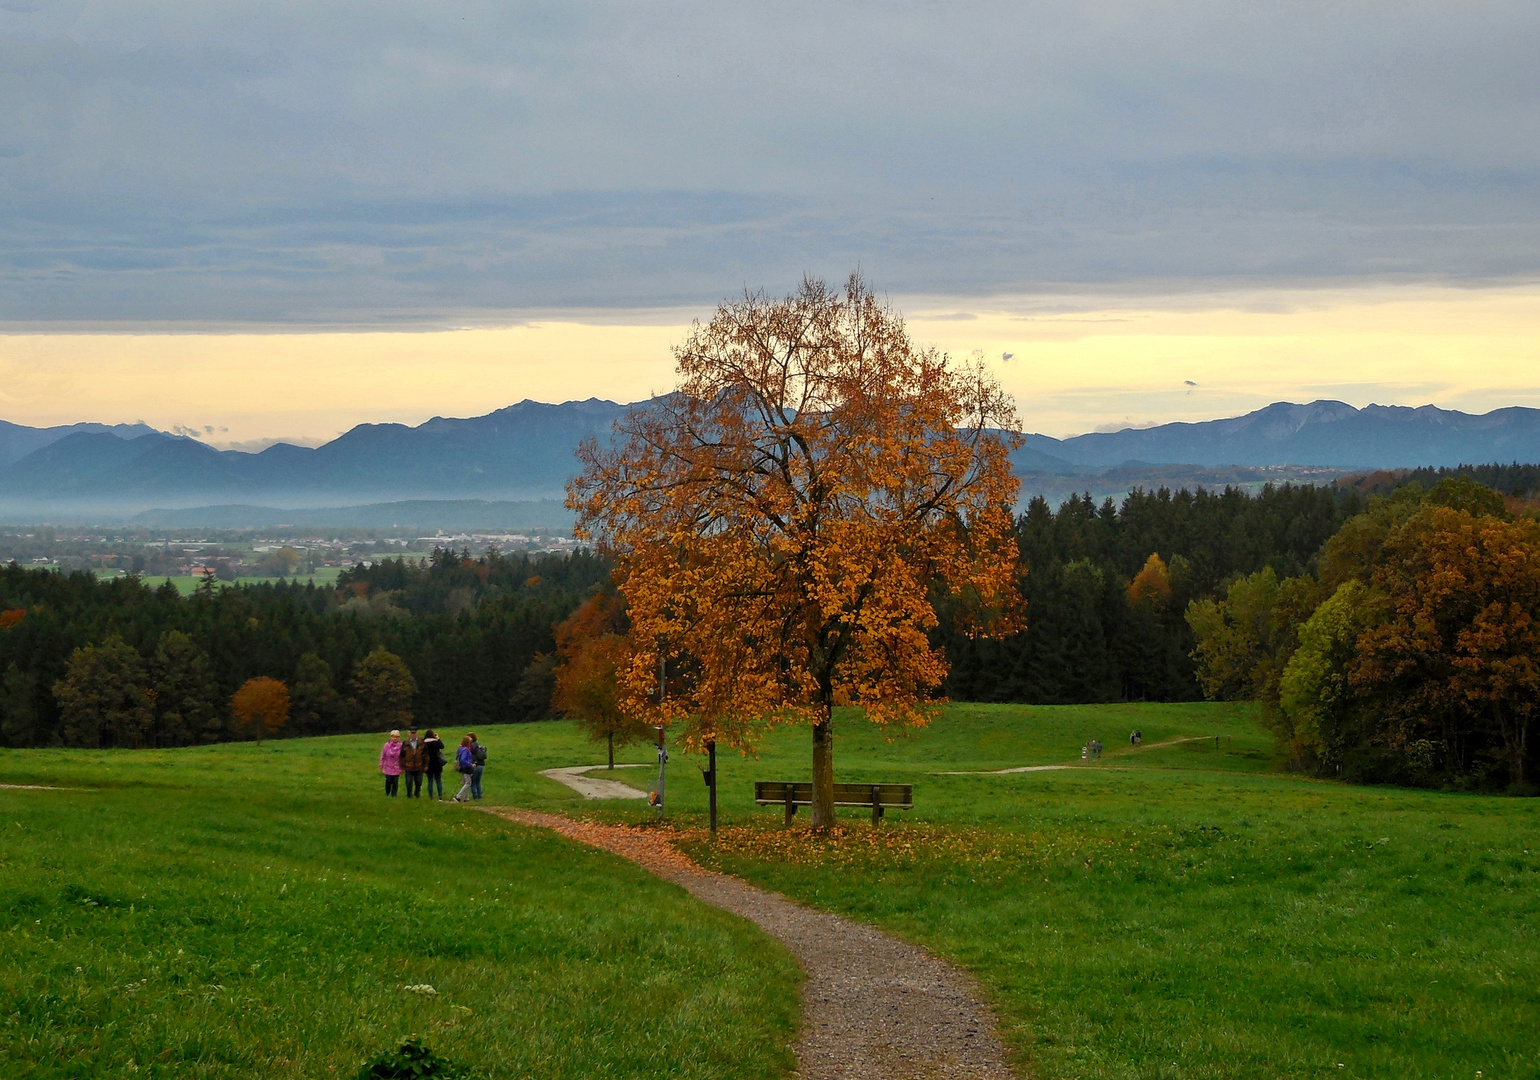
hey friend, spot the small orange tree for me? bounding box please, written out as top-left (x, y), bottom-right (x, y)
top-left (231, 677), bottom-right (290, 744)
top-left (552, 593), bottom-right (651, 769)
top-left (569, 274), bottom-right (1021, 825)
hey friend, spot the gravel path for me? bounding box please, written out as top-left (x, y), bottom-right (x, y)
top-left (936, 735), bottom-right (1213, 775)
top-left (538, 764), bottom-right (650, 799)
top-left (486, 808), bottom-right (1020, 1080)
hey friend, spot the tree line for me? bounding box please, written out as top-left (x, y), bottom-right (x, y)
top-left (1186, 477), bottom-right (1539, 791)
top-left (0, 548), bottom-right (609, 748)
top-left (6, 472), bottom-right (1535, 794)
top-left (938, 482), bottom-right (1361, 704)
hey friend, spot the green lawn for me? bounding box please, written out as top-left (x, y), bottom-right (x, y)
top-left (0, 737), bottom-right (800, 1080)
top-left (484, 703), bottom-right (1536, 1080)
top-left (5, 704), bottom-right (1536, 1080)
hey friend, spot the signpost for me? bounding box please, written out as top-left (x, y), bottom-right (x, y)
top-left (650, 724), bottom-right (667, 817)
top-left (703, 739), bottom-right (717, 834)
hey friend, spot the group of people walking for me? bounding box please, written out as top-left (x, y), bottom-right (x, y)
top-left (378, 728), bottom-right (488, 802)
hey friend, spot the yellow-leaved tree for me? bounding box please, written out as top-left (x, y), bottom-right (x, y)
top-left (568, 274), bottom-right (1022, 825)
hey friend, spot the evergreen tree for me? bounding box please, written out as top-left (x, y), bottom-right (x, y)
top-left (150, 630), bottom-right (220, 746)
top-left (1, 663), bottom-right (38, 748)
top-left (291, 652), bottom-right (343, 735)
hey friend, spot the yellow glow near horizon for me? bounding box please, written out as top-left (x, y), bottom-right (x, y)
top-left (2, 284), bottom-right (1539, 445)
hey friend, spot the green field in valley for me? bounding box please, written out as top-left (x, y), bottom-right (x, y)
top-left (4, 702), bottom-right (1536, 1079)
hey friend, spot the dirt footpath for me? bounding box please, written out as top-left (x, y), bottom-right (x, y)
top-left (486, 808), bottom-right (1019, 1080)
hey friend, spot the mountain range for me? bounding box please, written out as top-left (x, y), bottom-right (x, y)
top-left (2, 398), bottom-right (1538, 524)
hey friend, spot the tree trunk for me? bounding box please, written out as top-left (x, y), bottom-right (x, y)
top-left (607, 730), bottom-right (614, 770)
top-left (811, 707), bottom-right (835, 828)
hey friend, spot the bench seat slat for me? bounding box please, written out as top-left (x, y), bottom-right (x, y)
top-left (754, 780), bottom-right (913, 808)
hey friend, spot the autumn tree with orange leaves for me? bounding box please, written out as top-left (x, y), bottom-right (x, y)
top-left (231, 676), bottom-right (290, 745)
top-left (1353, 506), bottom-right (1540, 788)
top-left (552, 592), bottom-right (651, 769)
top-left (569, 274), bottom-right (1022, 826)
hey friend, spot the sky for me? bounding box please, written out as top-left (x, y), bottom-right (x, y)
top-left (2, 1), bottom-right (1537, 444)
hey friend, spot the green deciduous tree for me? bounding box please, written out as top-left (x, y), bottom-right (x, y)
top-left (1186, 568), bottom-right (1322, 708)
top-left (53, 636), bottom-right (153, 749)
top-left (1278, 580), bottom-right (1384, 767)
top-left (350, 646), bottom-right (417, 731)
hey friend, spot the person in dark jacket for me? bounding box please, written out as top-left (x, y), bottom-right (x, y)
top-left (422, 729), bottom-right (447, 800)
top-left (468, 731), bottom-right (486, 800)
top-left (400, 727), bottom-right (426, 798)
top-left (451, 735), bottom-right (476, 803)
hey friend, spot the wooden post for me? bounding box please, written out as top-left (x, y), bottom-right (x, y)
top-left (654, 725), bottom-right (666, 818)
top-left (871, 784), bottom-right (882, 826)
top-left (784, 787), bottom-right (796, 827)
top-left (707, 739), bottom-right (717, 835)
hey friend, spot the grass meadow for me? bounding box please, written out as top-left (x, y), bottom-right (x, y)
top-left (0, 738), bottom-right (800, 1080)
top-left (4, 702), bottom-right (1537, 1079)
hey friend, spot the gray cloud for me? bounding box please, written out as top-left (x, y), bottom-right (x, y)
top-left (1, 1), bottom-right (1537, 324)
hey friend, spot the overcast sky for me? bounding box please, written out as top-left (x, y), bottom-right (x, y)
top-left (4, 0), bottom-right (1538, 324)
top-left (1, 2), bottom-right (1537, 440)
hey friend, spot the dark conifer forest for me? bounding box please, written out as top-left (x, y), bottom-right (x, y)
top-left (939, 483), bottom-right (1358, 704)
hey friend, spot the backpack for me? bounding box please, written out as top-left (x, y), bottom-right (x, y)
top-left (472, 742), bottom-right (488, 766)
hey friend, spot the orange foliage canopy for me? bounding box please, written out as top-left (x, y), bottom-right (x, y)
top-left (569, 275), bottom-right (1021, 823)
top-left (1126, 553), bottom-right (1173, 609)
top-left (551, 593), bottom-right (650, 763)
top-left (1354, 506), bottom-right (1540, 786)
top-left (231, 676), bottom-right (290, 744)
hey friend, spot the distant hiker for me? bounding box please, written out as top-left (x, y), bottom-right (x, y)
top-left (451, 735), bottom-right (476, 802)
top-left (422, 729), bottom-right (447, 800)
top-left (400, 727), bottom-right (426, 798)
top-left (1130, 730), bottom-right (1142, 746)
top-left (468, 731), bottom-right (487, 800)
top-left (380, 730), bottom-right (403, 796)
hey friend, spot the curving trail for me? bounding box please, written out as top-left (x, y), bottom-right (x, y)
top-left (935, 735), bottom-right (1216, 775)
top-left (538, 763), bottom-right (650, 799)
top-left (485, 807), bottom-right (1020, 1080)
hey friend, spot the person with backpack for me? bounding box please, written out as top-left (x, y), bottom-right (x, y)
top-left (379, 730), bottom-right (403, 797)
top-left (468, 731), bottom-right (487, 800)
top-left (451, 735), bottom-right (476, 803)
top-left (422, 729), bottom-right (447, 800)
top-left (399, 727), bottom-right (426, 798)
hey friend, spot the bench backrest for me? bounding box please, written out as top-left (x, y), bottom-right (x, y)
top-left (755, 781), bottom-right (913, 808)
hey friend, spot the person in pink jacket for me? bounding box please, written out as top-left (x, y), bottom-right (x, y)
top-left (379, 730), bottom-right (403, 796)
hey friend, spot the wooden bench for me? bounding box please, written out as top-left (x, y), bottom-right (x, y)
top-left (754, 781), bottom-right (913, 826)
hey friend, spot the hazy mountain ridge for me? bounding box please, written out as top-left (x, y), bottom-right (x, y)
top-left (1025, 401), bottom-right (1540, 469)
top-left (2, 398), bottom-right (1539, 523)
top-left (0, 420), bottom-right (160, 468)
top-left (0, 399), bottom-right (630, 511)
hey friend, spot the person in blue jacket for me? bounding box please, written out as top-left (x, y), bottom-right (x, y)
top-left (451, 735), bottom-right (476, 802)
